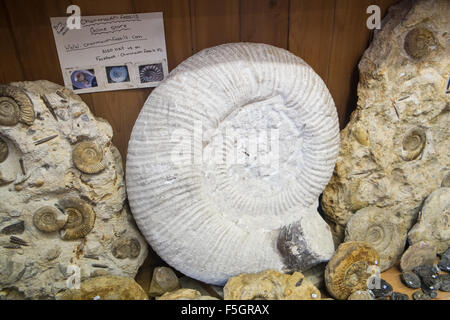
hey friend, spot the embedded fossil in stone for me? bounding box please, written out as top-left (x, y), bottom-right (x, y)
top-left (72, 141), bottom-right (105, 174)
top-left (0, 220), bottom-right (25, 235)
top-left (59, 197), bottom-right (96, 240)
top-left (33, 206), bottom-right (67, 233)
top-left (321, 0), bottom-right (449, 244)
top-left (223, 269), bottom-right (321, 300)
top-left (404, 27), bottom-right (437, 60)
top-left (325, 241), bottom-right (380, 300)
top-left (344, 206), bottom-right (407, 271)
top-left (0, 136), bottom-right (8, 163)
top-left (400, 241), bottom-right (436, 272)
top-left (0, 85), bottom-right (34, 126)
top-left (401, 127), bottom-right (426, 161)
top-left (442, 172), bottom-right (450, 188)
top-left (408, 188), bottom-right (450, 254)
top-left (112, 237), bottom-right (141, 259)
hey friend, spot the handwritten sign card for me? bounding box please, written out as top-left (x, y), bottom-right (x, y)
top-left (50, 13), bottom-right (168, 93)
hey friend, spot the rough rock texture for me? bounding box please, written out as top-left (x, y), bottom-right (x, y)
top-left (148, 266), bottom-right (180, 297)
top-left (400, 241), bottom-right (436, 271)
top-left (408, 188), bottom-right (450, 253)
top-left (127, 43), bottom-right (338, 285)
top-left (57, 276), bottom-right (148, 300)
top-left (302, 262), bottom-right (326, 289)
top-left (325, 241), bottom-right (380, 300)
top-left (0, 81), bottom-right (147, 299)
top-left (157, 288), bottom-right (201, 300)
top-left (223, 269), bottom-right (321, 300)
top-left (321, 0), bottom-right (450, 243)
top-left (344, 206), bottom-right (407, 271)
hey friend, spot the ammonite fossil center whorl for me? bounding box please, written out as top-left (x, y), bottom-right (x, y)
top-left (127, 43), bottom-right (339, 285)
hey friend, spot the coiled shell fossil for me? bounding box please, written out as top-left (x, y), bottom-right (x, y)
top-left (0, 136), bottom-right (8, 163)
top-left (112, 237), bottom-right (141, 259)
top-left (408, 187), bottom-right (450, 254)
top-left (33, 206), bottom-right (67, 233)
top-left (126, 43), bottom-right (339, 285)
top-left (401, 127), bottom-right (426, 161)
top-left (344, 206), bottom-right (407, 271)
top-left (72, 141), bottom-right (105, 174)
top-left (325, 241), bottom-right (380, 300)
top-left (59, 197), bottom-right (96, 240)
top-left (0, 85), bottom-right (34, 126)
top-left (404, 27), bottom-right (437, 60)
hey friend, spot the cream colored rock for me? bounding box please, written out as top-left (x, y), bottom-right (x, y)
top-left (344, 206), bottom-right (407, 271)
top-left (400, 241), bottom-right (436, 271)
top-left (58, 276), bottom-right (148, 300)
top-left (157, 288), bottom-right (201, 300)
top-left (0, 81), bottom-right (147, 299)
top-left (223, 269), bottom-right (321, 300)
top-left (127, 43), bottom-right (339, 285)
top-left (347, 290), bottom-right (375, 300)
top-left (408, 188), bottom-right (450, 253)
top-left (148, 266), bottom-right (180, 297)
top-left (321, 0), bottom-right (450, 243)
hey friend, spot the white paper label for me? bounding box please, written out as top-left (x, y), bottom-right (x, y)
top-left (50, 12), bottom-right (168, 93)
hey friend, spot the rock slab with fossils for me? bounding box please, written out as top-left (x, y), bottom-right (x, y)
top-left (0, 80), bottom-right (147, 299)
top-left (127, 43), bottom-right (338, 285)
top-left (322, 0), bottom-right (450, 243)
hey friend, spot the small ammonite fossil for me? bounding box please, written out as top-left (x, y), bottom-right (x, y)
top-left (72, 141), bottom-right (105, 174)
top-left (404, 27), bottom-right (437, 60)
top-left (401, 127), bottom-right (426, 161)
top-left (345, 206), bottom-right (407, 271)
top-left (112, 237), bottom-right (141, 259)
top-left (59, 197), bottom-right (96, 240)
top-left (33, 206), bottom-right (67, 233)
top-left (0, 136), bottom-right (8, 163)
top-left (0, 85), bottom-right (35, 126)
top-left (325, 241), bottom-right (380, 300)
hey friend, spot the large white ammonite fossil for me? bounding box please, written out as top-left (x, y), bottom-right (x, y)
top-left (127, 43), bottom-right (339, 285)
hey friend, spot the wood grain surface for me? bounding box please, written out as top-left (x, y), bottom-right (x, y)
top-left (0, 0), bottom-right (401, 160)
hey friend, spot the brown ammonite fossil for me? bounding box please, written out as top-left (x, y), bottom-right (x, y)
top-left (404, 27), bottom-right (437, 60)
top-left (0, 136), bottom-right (8, 163)
top-left (58, 197), bottom-right (96, 240)
top-left (33, 206), bottom-right (67, 233)
top-left (72, 141), bottom-right (105, 174)
top-left (112, 237), bottom-right (141, 259)
top-left (0, 85), bottom-right (35, 126)
top-left (401, 127), bottom-right (426, 161)
top-left (325, 241), bottom-right (380, 300)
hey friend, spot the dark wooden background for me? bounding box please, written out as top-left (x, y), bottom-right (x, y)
top-left (0, 0), bottom-right (399, 160)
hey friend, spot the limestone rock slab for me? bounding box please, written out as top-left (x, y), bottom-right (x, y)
top-left (321, 0), bottom-right (450, 243)
top-left (0, 80), bottom-right (147, 299)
